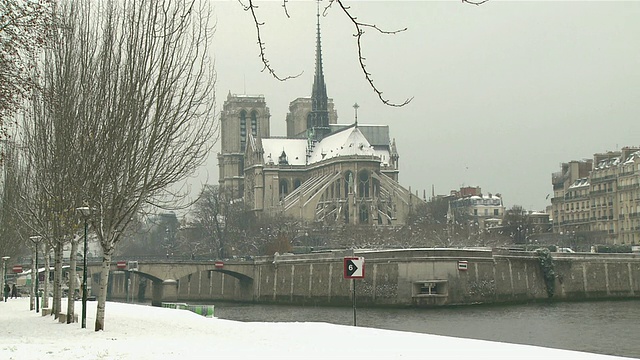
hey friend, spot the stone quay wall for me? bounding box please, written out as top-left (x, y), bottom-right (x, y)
top-left (106, 249), bottom-right (640, 306)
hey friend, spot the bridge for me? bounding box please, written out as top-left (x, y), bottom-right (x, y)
top-left (86, 258), bottom-right (256, 306)
top-left (86, 249), bottom-right (640, 307)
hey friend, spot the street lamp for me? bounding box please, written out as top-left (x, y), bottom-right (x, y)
top-left (76, 206), bottom-right (91, 329)
top-left (29, 236), bottom-right (42, 312)
top-left (2, 256), bottom-right (9, 302)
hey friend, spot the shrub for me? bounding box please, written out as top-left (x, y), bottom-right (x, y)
top-left (535, 248), bottom-right (556, 298)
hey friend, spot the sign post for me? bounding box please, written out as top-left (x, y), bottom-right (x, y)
top-left (343, 257), bottom-right (365, 326)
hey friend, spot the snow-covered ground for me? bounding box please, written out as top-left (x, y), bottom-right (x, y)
top-left (0, 298), bottom-right (628, 359)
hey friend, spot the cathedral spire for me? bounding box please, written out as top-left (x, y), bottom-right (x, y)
top-left (310, 0), bottom-right (330, 139)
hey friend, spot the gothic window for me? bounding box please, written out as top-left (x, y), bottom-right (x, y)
top-left (250, 110), bottom-right (258, 136)
top-left (240, 110), bottom-right (247, 151)
top-left (279, 179), bottom-right (289, 199)
top-left (294, 179), bottom-right (302, 190)
top-left (307, 113), bottom-right (313, 129)
top-left (359, 204), bottom-right (369, 224)
top-left (358, 170), bottom-right (370, 198)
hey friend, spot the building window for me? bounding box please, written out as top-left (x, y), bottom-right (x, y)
top-left (279, 179), bottom-right (289, 199)
top-left (240, 110), bottom-right (247, 151)
top-left (358, 170), bottom-right (370, 198)
top-left (250, 110), bottom-right (258, 136)
top-left (359, 204), bottom-right (369, 224)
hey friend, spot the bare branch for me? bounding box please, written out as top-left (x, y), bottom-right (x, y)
top-left (334, 0), bottom-right (412, 107)
top-left (241, 0), bottom-right (301, 81)
top-left (242, 1), bottom-right (488, 106)
top-left (462, 0), bottom-right (489, 6)
top-left (281, 0), bottom-right (290, 18)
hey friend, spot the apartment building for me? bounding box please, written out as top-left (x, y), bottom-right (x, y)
top-left (447, 186), bottom-right (505, 229)
top-left (552, 147), bottom-right (640, 245)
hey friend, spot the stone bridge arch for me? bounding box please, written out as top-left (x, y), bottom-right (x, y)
top-left (139, 263), bottom-right (255, 306)
top-left (88, 261), bottom-right (256, 306)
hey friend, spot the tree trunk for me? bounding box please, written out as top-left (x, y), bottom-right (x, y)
top-left (42, 243), bottom-right (50, 309)
top-left (30, 244), bottom-right (36, 311)
top-left (95, 251), bottom-right (112, 331)
top-left (53, 242), bottom-right (63, 319)
top-left (66, 239), bottom-right (78, 323)
top-left (53, 242), bottom-right (63, 317)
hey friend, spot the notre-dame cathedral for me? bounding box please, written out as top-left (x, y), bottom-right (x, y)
top-left (217, 7), bottom-right (422, 226)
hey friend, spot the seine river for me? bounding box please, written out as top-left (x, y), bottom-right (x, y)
top-left (212, 300), bottom-right (640, 358)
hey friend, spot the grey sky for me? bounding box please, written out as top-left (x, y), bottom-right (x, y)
top-left (192, 1), bottom-right (640, 212)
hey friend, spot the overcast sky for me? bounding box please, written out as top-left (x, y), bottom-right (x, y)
top-left (189, 0), bottom-right (640, 212)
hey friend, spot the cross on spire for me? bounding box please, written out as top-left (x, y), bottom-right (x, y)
top-left (353, 103), bottom-right (359, 126)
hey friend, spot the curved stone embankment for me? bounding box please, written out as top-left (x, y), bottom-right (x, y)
top-left (103, 249), bottom-right (640, 306)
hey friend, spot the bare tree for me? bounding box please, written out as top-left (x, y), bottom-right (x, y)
top-left (503, 205), bottom-right (532, 244)
top-left (21, 0), bottom-right (216, 330)
top-left (19, 0), bottom-right (89, 319)
top-left (0, 140), bottom-right (27, 259)
top-left (0, 0), bottom-right (53, 160)
top-left (53, 0), bottom-right (217, 331)
top-left (190, 185), bottom-right (240, 259)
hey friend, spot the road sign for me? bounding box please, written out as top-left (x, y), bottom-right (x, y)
top-left (214, 261), bottom-right (224, 268)
top-left (117, 261), bottom-right (127, 269)
top-left (12, 265), bottom-right (23, 273)
top-left (343, 257), bottom-right (365, 279)
top-left (458, 260), bottom-right (468, 271)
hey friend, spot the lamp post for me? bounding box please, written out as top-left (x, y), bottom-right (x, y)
top-left (2, 256), bottom-right (9, 302)
top-left (76, 206), bottom-right (91, 329)
top-left (30, 236), bottom-right (42, 312)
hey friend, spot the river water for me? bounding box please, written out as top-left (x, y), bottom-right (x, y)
top-left (212, 300), bottom-right (640, 358)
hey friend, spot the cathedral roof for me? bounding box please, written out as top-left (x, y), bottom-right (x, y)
top-left (262, 138), bottom-right (307, 166)
top-left (329, 124), bottom-right (390, 147)
top-left (261, 126), bottom-right (390, 167)
top-left (309, 126), bottom-right (375, 163)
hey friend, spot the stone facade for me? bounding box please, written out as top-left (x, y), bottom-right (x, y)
top-left (551, 146), bottom-right (640, 245)
top-left (217, 94), bottom-right (271, 199)
top-left (286, 97), bottom-right (338, 138)
top-left (447, 186), bottom-right (505, 229)
top-left (216, 8), bottom-right (422, 226)
top-left (105, 250), bottom-right (640, 307)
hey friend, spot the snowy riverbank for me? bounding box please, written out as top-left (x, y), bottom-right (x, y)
top-left (0, 298), bottom-right (628, 359)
